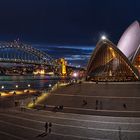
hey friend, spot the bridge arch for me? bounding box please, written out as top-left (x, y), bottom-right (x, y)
top-left (0, 41), bottom-right (57, 66)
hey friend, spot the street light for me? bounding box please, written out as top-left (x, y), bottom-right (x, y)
top-left (28, 84), bottom-right (31, 88)
top-left (16, 85), bottom-right (18, 88)
top-left (26, 84), bottom-right (31, 98)
top-left (48, 84), bottom-right (52, 92)
top-left (73, 72), bottom-right (78, 77)
top-left (0, 86), bottom-right (4, 97)
top-left (1, 86), bottom-right (4, 89)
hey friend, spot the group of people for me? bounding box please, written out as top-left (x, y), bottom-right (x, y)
top-left (82, 99), bottom-right (87, 106)
top-left (45, 122), bottom-right (52, 134)
top-left (53, 105), bottom-right (63, 112)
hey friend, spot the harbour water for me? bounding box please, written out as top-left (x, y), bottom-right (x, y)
top-left (0, 75), bottom-right (60, 91)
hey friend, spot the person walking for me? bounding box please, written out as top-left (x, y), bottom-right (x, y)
top-left (48, 122), bottom-right (52, 134)
top-left (82, 100), bottom-right (87, 106)
top-left (45, 122), bottom-right (48, 133)
top-left (123, 103), bottom-right (127, 109)
top-left (95, 100), bottom-right (98, 110)
top-left (100, 101), bottom-right (103, 110)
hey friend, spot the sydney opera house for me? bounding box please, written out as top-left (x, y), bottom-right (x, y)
top-left (86, 21), bottom-right (140, 81)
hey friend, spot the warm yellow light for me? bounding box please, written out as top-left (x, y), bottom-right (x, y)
top-left (27, 93), bottom-right (48, 108)
top-left (60, 58), bottom-right (67, 76)
top-left (109, 47), bottom-right (116, 58)
top-left (33, 71), bottom-right (38, 75)
top-left (40, 69), bottom-right (45, 75)
top-left (33, 69), bottom-right (45, 75)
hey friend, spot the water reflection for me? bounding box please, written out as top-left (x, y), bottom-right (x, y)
top-left (0, 76), bottom-right (58, 91)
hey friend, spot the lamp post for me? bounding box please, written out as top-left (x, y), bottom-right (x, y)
top-left (48, 84), bottom-right (52, 92)
top-left (27, 84), bottom-right (30, 98)
top-left (14, 85), bottom-right (18, 107)
top-left (1, 85), bottom-right (4, 96)
top-left (0, 86), bottom-right (4, 107)
top-left (1, 85), bottom-right (4, 90)
top-left (28, 84), bottom-right (31, 88)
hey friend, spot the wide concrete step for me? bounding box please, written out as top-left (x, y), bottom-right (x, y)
top-left (0, 109), bottom-right (140, 140)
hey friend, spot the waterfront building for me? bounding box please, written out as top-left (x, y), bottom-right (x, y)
top-left (86, 21), bottom-right (140, 81)
top-left (58, 58), bottom-right (67, 76)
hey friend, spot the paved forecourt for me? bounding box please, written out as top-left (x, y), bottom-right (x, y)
top-left (0, 108), bottom-right (140, 140)
top-left (36, 82), bottom-right (140, 117)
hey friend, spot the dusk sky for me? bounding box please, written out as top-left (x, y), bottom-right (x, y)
top-left (0, 0), bottom-right (140, 45)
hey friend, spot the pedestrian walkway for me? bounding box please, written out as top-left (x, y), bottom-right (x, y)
top-left (0, 108), bottom-right (140, 140)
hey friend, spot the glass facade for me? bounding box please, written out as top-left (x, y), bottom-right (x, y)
top-left (87, 40), bottom-right (139, 82)
top-left (133, 54), bottom-right (140, 74)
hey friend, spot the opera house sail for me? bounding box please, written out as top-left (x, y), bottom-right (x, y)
top-left (131, 45), bottom-right (140, 73)
top-left (117, 20), bottom-right (140, 74)
top-left (86, 20), bottom-right (140, 82)
top-left (117, 21), bottom-right (140, 60)
top-left (86, 39), bottom-right (139, 82)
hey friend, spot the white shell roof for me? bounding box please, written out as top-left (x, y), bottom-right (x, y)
top-left (117, 21), bottom-right (140, 59)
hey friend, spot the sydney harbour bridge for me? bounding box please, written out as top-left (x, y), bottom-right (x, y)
top-left (0, 40), bottom-right (62, 75)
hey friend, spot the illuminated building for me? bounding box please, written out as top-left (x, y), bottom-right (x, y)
top-left (117, 21), bottom-right (140, 74)
top-left (33, 69), bottom-right (45, 75)
top-left (86, 38), bottom-right (139, 81)
top-left (131, 45), bottom-right (140, 73)
top-left (86, 21), bottom-right (140, 81)
top-left (60, 58), bottom-right (67, 76)
top-left (117, 21), bottom-right (140, 59)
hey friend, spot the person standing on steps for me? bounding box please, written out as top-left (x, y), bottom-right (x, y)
top-left (123, 103), bottom-right (127, 109)
top-left (48, 122), bottom-right (52, 134)
top-left (82, 99), bottom-right (87, 106)
top-left (45, 122), bottom-right (48, 133)
top-left (100, 101), bottom-right (103, 110)
top-left (95, 100), bottom-right (98, 110)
